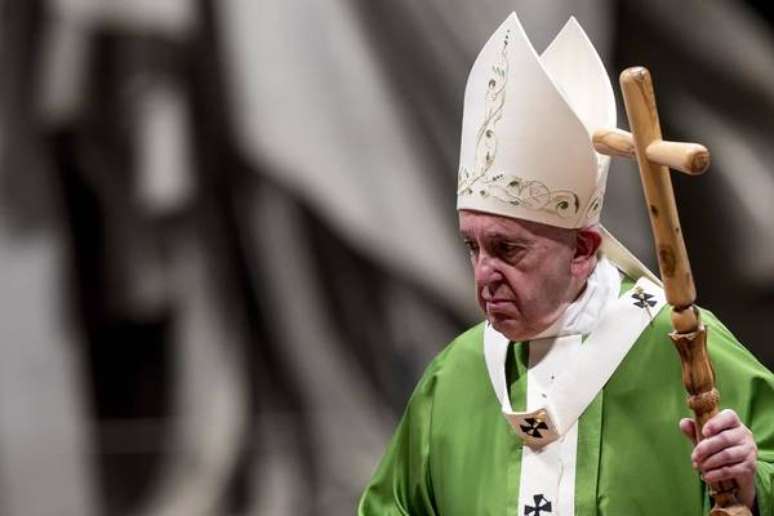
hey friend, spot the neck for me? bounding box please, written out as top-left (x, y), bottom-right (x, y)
top-left (529, 257), bottom-right (619, 340)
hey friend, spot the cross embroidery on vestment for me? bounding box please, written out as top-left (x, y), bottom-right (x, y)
top-left (524, 493), bottom-right (552, 515)
top-left (519, 417), bottom-right (549, 438)
top-left (631, 290), bottom-right (656, 309)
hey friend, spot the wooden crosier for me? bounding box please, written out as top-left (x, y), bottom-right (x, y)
top-left (593, 67), bottom-right (752, 516)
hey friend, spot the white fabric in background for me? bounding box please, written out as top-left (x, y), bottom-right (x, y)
top-left (219, 0), bottom-right (476, 313)
top-left (0, 233), bottom-right (99, 516)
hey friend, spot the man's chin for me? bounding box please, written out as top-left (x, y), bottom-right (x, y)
top-left (488, 316), bottom-right (528, 341)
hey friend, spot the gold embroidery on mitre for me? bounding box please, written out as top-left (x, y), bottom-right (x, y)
top-left (458, 30), bottom-right (510, 196)
top-left (583, 190), bottom-right (604, 222)
top-left (460, 170), bottom-right (580, 219)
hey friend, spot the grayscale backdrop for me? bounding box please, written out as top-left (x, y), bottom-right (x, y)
top-left (0, 0), bottom-right (772, 514)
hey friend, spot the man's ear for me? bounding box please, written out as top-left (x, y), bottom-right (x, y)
top-left (571, 228), bottom-right (602, 274)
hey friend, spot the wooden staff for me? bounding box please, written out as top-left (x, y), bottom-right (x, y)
top-left (592, 67), bottom-right (751, 516)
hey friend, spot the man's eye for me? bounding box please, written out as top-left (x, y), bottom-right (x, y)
top-left (464, 241), bottom-right (479, 255)
top-left (497, 242), bottom-right (522, 257)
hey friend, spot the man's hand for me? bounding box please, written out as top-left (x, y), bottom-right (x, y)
top-left (679, 409), bottom-right (757, 510)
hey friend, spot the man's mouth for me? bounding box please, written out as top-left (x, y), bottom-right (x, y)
top-left (485, 299), bottom-right (515, 311)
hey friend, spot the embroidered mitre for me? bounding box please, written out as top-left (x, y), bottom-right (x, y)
top-left (457, 13), bottom-right (615, 229)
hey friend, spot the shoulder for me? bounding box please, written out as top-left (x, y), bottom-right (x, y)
top-left (405, 321), bottom-right (492, 409)
top-left (609, 284), bottom-right (773, 394)
top-left (628, 297), bottom-right (771, 380)
top-left (440, 321), bottom-right (488, 370)
top-left (436, 321), bottom-right (491, 379)
top-left (413, 322), bottom-right (487, 390)
top-left (634, 301), bottom-right (773, 423)
top-left (700, 308), bottom-right (773, 384)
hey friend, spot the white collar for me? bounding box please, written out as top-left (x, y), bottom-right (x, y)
top-left (484, 271), bottom-right (667, 444)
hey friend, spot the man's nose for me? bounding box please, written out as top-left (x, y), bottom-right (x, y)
top-left (474, 254), bottom-right (502, 286)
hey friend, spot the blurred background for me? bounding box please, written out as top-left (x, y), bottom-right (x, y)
top-left (1, 0), bottom-right (773, 514)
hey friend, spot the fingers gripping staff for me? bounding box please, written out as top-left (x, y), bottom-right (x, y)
top-left (593, 67), bottom-right (750, 516)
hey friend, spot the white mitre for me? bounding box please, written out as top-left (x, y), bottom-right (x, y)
top-left (457, 13), bottom-right (658, 283)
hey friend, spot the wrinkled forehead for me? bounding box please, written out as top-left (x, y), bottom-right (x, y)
top-left (458, 209), bottom-right (576, 243)
top-left (459, 209), bottom-right (523, 233)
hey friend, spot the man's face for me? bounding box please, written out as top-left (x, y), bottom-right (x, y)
top-left (459, 210), bottom-right (580, 341)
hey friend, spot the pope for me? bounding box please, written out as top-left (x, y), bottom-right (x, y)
top-left (359, 13), bottom-right (773, 516)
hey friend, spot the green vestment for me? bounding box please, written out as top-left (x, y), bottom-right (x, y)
top-left (359, 292), bottom-right (774, 515)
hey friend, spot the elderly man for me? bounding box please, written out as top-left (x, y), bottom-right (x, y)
top-left (359, 13), bottom-right (773, 516)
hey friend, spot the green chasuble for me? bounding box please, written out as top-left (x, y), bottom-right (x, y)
top-left (359, 295), bottom-right (774, 515)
